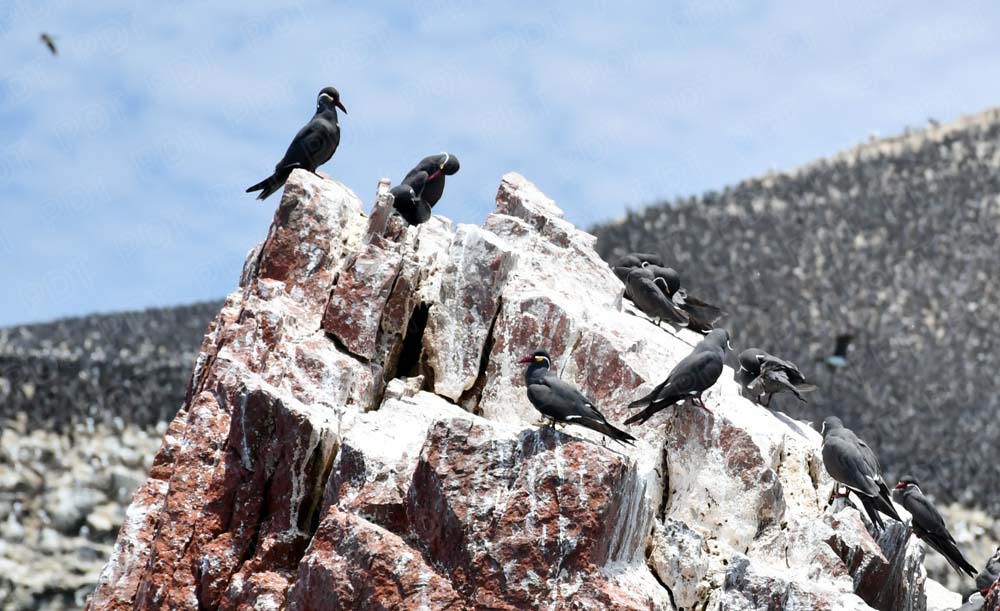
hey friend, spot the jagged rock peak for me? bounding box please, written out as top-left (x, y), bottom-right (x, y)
top-left (87, 170), bottom-right (961, 610)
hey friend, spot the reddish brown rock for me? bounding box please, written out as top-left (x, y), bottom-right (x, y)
top-left (285, 509), bottom-right (467, 611)
top-left (255, 171), bottom-right (367, 322)
top-left (322, 240), bottom-right (403, 359)
top-left (88, 170), bottom-right (951, 611)
top-left (406, 418), bottom-right (662, 610)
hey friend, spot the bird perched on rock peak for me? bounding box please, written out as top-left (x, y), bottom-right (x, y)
top-left (821, 416), bottom-right (901, 532)
top-left (246, 86), bottom-right (346, 201)
top-left (519, 350), bottom-right (635, 446)
top-left (893, 476), bottom-right (978, 579)
top-left (735, 348), bottom-right (816, 407)
top-left (625, 328), bottom-right (730, 425)
top-left (391, 153), bottom-right (461, 225)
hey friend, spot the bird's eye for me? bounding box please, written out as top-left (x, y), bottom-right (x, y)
top-left (535, 356), bottom-right (544, 362)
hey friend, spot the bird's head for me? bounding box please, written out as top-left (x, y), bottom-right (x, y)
top-left (517, 350), bottom-right (552, 369)
top-left (737, 348), bottom-right (764, 371)
top-left (705, 328), bottom-right (732, 352)
top-left (820, 416), bottom-right (843, 437)
top-left (428, 153), bottom-right (460, 181)
top-left (894, 475), bottom-right (920, 491)
top-left (649, 266), bottom-right (681, 295)
top-left (439, 153), bottom-right (460, 175)
top-left (317, 87), bottom-right (347, 114)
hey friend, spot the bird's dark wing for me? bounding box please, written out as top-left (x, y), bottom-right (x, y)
top-left (391, 185), bottom-right (427, 225)
top-left (420, 175), bottom-right (446, 207)
top-left (758, 354), bottom-right (806, 384)
top-left (822, 435), bottom-right (881, 496)
top-left (528, 375), bottom-right (635, 444)
top-left (527, 375), bottom-right (588, 421)
top-left (672, 291), bottom-right (725, 332)
top-left (834, 334), bottom-right (854, 358)
top-left (854, 438), bottom-right (886, 483)
top-left (277, 115), bottom-right (340, 173)
top-left (404, 171), bottom-right (429, 196)
top-left (616, 252), bottom-right (662, 267)
top-left (628, 350), bottom-right (721, 416)
top-left (916, 514), bottom-right (978, 578)
top-left (904, 490), bottom-right (949, 536)
top-left (759, 369), bottom-right (811, 402)
top-left (403, 155), bottom-right (440, 183)
top-left (628, 276), bottom-right (688, 326)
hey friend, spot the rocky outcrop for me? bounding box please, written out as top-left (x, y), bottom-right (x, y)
top-left (592, 108), bottom-right (1000, 518)
top-left (87, 171), bottom-right (958, 610)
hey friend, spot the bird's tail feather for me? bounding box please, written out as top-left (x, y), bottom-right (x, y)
top-left (623, 409), bottom-right (652, 427)
top-left (245, 169), bottom-right (291, 201)
top-left (875, 485), bottom-right (902, 523)
top-left (586, 420), bottom-right (636, 446)
top-left (926, 535), bottom-right (978, 578)
top-left (627, 390), bottom-right (655, 411)
top-left (858, 495), bottom-right (886, 531)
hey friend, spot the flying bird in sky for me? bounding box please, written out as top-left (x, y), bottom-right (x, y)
top-left (40, 33), bottom-right (58, 55)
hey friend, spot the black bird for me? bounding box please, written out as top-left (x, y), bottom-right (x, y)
top-left (821, 333), bottom-right (854, 370)
top-left (612, 257), bottom-right (723, 334)
top-left (625, 328), bottom-right (730, 425)
top-left (40, 33), bottom-right (57, 55)
top-left (246, 87), bottom-right (346, 200)
top-left (390, 179), bottom-right (430, 226)
top-left (614, 252), bottom-right (664, 269)
top-left (661, 281), bottom-right (725, 334)
top-left (735, 348), bottom-right (816, 406)
top-left (391, 153), bottom-right (460, 225)
top-left (968, 547), bottom-right (1000, 600)
top-left (519, 350), bottom-right (635, 446)
top-left (893, 476), bottom-right (977, 579)
top-left (624, 267), bottom-right (688, 328)
top-left (821, 416), bottom-right (902, 531)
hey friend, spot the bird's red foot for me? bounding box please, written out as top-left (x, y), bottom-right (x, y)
top-left (691, 395), bottom-right (712, 413)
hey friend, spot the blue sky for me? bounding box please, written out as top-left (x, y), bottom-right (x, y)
top-left (3, 2), bottom-right (1000, 326)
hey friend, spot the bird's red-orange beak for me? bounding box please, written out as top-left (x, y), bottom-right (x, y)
top-left (894, 481), bottom-right (906, 490)
top-left (427, 169), bottom-right (442, 181)
top-left (517, 355), bottom-right (533, 364)
top-left (336, 100), bottom-right (348, 114)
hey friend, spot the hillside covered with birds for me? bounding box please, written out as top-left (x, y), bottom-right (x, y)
top-left (593, 108), bottom-right (1000, 515)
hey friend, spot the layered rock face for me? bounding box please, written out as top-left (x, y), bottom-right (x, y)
top-left (87, 171), bottom-right (958, 610)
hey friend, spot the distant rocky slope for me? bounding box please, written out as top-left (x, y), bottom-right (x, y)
top-left (85, 171), bottom-right (970, 610)
top-left (593, 108), bottom-right (1000, 517)
top-left (0, 301), bottom-right (220, 430)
